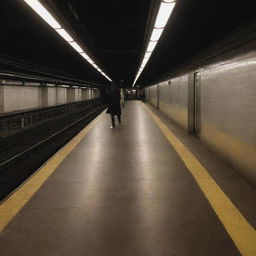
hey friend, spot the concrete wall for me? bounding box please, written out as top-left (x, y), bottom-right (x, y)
top-left (92, 89), bottom-right (100, 99)
top-left (3, 86), bottom-right (40, 112)
top-left (199, 51), bottom-right (256, 183)
top-left (75, 89), bottom-right (82, 101)
top-left (159, 75), bottom-right (188, 130)
top-left (149, 85), bottom-right (158, 107)
top-left (82, 89), bottom-right (90, 100)
top-left (67, 88), bottom-right (76, 103)
top-left (0, 86), bottom-right (4, 113)
top-left (0, 86), bottom-right (100, 114)
top-left (88, 89), bottom-right (93, 99)
top-left (48, 87), bottom-right (58, 106)
top-left (56, 88), bottom-right (67, 104)
top-left (145, 48), bottom-right (256, 185)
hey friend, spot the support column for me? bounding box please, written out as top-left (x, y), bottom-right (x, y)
top-left (81, 89), bottom-right (87, 100)
top-left (57, 87), bottom-right (67, 104)
top-left (67, 88), bottom-right (76, 103)
top-left (157, 84), bottom-right (160, 109)
top-left (0, 85), bottom-right (4, 113)
top-left (40, 87), bottom-right (48, 107)
top-left (76, 89), bottom-right (82, 101)
top-left (187, 72), bottom-right (195, 134)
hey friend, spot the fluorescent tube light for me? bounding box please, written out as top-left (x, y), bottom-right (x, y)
top-left (155, 1), bottom-right (175, 29)
top-left (147, 41), bottom-right (157, 52)
top-left (145, 52), bottom-right (152, 58)
top-left (69, 41), bottom-right (83, 53)
top-left (23, 0), bottom-right (112, 82)
top-left (143, 59), bottom-right (149, 65)
top-left (80, 52), bottom-right (90, 60)
top-left (150, 28), bottom-right (164, 41)
top-left (133, 0), bottom-right (176, 86)
top-left (87, 58), bottom-right (94, 64)
top-left (56, 28), bottom-right (74, 42)
top-left (23, 0), bottom-right (61, 29)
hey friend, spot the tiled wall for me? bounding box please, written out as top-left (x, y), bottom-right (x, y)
top-left (0, 86), bottom-right (100, 114)
top-left (149, 84), bottom-right (158, 107)
top-left (57, 88), bottom-right (67, 104)
top-left (159, 75), bottom-right (188, 130)
top-left (145, 48), bottom-right (256, 185)
top-left (3, 86), bottom-right (41, 112)
top-left (199, 52), bottom-right (256, 183)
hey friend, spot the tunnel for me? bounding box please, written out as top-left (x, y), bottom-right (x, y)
top-left (0, 0), bottom-right (256, 255)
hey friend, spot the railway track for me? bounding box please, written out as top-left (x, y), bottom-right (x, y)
top-left (0, 105), bottom-right (106, 201)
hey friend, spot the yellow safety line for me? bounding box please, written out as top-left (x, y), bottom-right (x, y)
top-left (142, 103), bottom-right (256, 256)
top-left (0, 112), bottom-right (104, 232)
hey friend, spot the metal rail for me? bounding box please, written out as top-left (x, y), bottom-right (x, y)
top-left (0, 98), bottom-right (101, 137)
top-left (0, 106), bottom-right (105, 169)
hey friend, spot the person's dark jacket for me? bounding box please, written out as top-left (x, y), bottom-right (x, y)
top-left (106, 88), bottom-right (121, 115)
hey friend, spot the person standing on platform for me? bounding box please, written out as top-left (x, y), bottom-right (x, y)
top-left (106, 83), bottom-right (122, 129)
top-left (120, 88), bottom-right (125, 108)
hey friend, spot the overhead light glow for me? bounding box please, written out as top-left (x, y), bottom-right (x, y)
top-left (150, 28), bottom-right (164, 41)
top-left (23, 0), bottom-right (112, 82)
top-left (133, 0), bottom-right (175, 86)
top-left (88, 59), bottom-right (94, 64)
top-left (80, 52), bottom-right (90, 60)
top-left (145, 52), bottom-right (152, 58)
top-left (56, 28), bottom-right (74, 42)
top-left (142, 59), bottom-right (148, 65)
top-left (155, 1), bottom-right (175, 29)
top-left (23, 0), bottom-right (61, 29)
top-left (69, 41), bottom-right (84, 53)
top-left (146, 41), bottom-right (157, 52)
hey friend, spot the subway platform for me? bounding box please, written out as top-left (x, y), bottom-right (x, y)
top-left (0, 101), bottom-right (255, 256)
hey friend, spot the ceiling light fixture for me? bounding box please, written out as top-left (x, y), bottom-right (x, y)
top-left (146, 41), bottom-right (157, 52)
top-left (80, 52), bottom-right (90, 60)
top-left (55, 28), bottom-right (74, 42)
top-left (69, 41), bottom-right (84, 53)
top-left (150, 28), bottom-right (164, 41)
top-left (133, 0), bottom-right (175, 86)
top-left (23, 0), bottom-right (61, 29)
top-left (23, 0), bottom-right (112, 82)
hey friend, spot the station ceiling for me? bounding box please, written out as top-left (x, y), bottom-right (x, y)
top-left (0, 0), bottom-right (255, 87)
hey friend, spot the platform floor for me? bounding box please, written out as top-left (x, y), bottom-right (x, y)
top-left (0, 101), bottom-right (255, 256)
